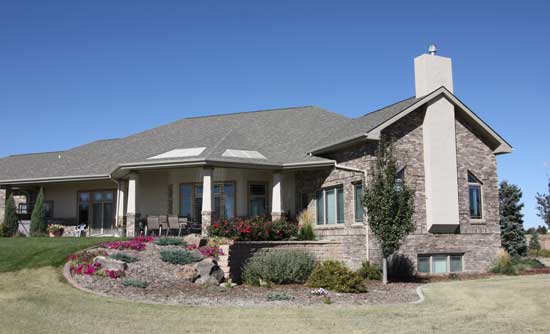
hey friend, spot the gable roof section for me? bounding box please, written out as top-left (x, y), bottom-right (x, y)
top-left (309, 87), bottom-right (513, 155)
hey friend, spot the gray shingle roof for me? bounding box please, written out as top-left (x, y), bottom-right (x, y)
top-left (0, 99), bottom-right (427, 183)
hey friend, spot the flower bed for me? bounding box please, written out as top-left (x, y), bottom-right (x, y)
top-left (208, 216), bottom-right (298, 241)
top-left (102, 236), bottom-right (154, 251)
top-left (67, 249), bottom-right (124, 279)
top-left (186, 244), bottom-right (224, 258)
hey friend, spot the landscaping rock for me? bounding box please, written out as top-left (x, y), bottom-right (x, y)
top-left (94, 256), bottom-right (128, 272)
top-left (183, 234), bottom-right (207, 247)
top-left (176, 265), bottom-right (200, 282)
top-left (194, 258), bottom-right (225, 285)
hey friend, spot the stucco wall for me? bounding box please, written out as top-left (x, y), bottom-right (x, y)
top-left (42, 180), bottom-right (117, 224)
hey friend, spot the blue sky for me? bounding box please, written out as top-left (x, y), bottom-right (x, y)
top-left (0, 1), bottom-right (549, 227)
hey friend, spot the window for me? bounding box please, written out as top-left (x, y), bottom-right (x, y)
top-left (249, 183), bottom-right (267, 216)
top-left (180, 182), bottom-right (236, 222)
top-left (395, 167), bottom-right (405, 191)
top-left (417, 256), bottom-right (430, 273)
top-left (316, 186), bottom-right (344, 225)
top-left (468, 172), bottom-right (483, 219)
top-left (417, 254), bottom-right (463, 274)
top-left (44, 200), bottom-right (54, 218)
top-left (354, 183), bottom-right (364, 222)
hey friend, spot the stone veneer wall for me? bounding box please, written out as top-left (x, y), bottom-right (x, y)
top-left (295, 105), bottom-right (502, 274)
top-left (227, 240), bottom-right (342, 282)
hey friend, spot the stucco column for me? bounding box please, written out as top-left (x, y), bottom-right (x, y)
top-left (201, 167), bottom-right (214, 237)
top-left (271, 172), bottom-right (283, 221)
top-left (115, 180), bottom-right (126, 228)
top-left (0, 188), bottom-right (6, 225)
top-left (126, 173), bottom-right (139, 237)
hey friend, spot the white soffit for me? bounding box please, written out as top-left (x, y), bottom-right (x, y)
top-left (222, 149), bottom-right (266, 159)
top-left (147, 147), bottom-right (206, 160)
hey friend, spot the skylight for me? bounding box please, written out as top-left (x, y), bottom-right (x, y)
top-left (147, 147), bottom-right (206, 160)
top-left (222, 149), bottom-right (266, 159)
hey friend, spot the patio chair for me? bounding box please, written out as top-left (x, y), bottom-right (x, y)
top-left (159, 215), bottom-right (169, 236)
top-left (178, 217), bottom-right (189, 237)
top-left (147, 216), bottom-right (160, 236)
top-left (167, 215), bottom-right (180, 236)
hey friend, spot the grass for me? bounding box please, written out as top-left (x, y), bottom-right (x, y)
top-left (1, 239), bottom-right (550, 333)
top-left (0, 237), bottom-right (119, 272)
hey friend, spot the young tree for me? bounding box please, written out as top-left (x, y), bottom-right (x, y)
top-left (529, 232), bottom-right (541, 251)
top-left (30, 188), bottom-right (47, 236)
top-left (536, 225), bottom-right (548, 235)
top-left (362, 139), bottom-right (415, 284)
top-left (3, 195), bottom-right (18, 236)
top-left (499, 181), bottom-right (528, 256)
top-left (535, 179), bottom-right (550, 229)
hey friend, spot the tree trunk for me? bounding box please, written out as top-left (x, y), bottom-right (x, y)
top-left (382, 257), bottom-right (388, 284)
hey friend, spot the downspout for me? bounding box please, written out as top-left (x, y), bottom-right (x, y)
top-left (334, 163), bottom-right (370, 261)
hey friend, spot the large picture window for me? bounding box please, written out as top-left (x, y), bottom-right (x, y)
top-left (468, 172), bottom-right (483, 220)
top-left (316, 186), bottom-right (344, 225)
top-left (417, 254), bottom-right (464, 274)
top-left (180, 182), bottom-right (236, 222)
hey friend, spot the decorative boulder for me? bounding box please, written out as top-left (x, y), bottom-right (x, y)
top-left (94, 256), bottom-right (128, 272)
top-left (183, 234), bottom-right (207, 247)
top-left (193, 258), bottom-right (225, 285)
top-left (176, 265), bottom-right (200, 282)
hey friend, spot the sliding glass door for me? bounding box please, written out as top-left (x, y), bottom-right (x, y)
top-left (79, 190), bottom-right (115, 235)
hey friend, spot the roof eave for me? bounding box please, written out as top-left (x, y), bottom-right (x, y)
top-left (0, 174), bottom-right (110, 186)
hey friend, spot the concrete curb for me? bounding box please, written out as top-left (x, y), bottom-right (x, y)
top-left (412, 285), bottom-right (426, 304)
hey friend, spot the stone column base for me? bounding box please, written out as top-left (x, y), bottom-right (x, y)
top-left (126, 213), bottom-right (140, 237)
top-left (271, 212), bottom-right (284, 222)
top-left (201, 211), bottom-right (213, 237)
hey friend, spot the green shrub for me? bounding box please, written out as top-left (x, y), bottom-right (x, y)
top-left (490, 251), bottom-right (517, 275)
top-left (122, 279), bottom-right (149, 288)
top-left (109, 253), bottom-right (138, 263)
top-left (357, 260), bottom-right (382, 280)
top-left (307, 260), bottom-right (368, 293)
top-left (30, 188), bottom-right (47, 236)
top-left (154, 237), bottom-right (186, 246)
top-left (266, 291), bottom-right (294, 301)
top-left (242, 250), bottom-right (316, 286)
top-left (511, 257), bottom-right (545, 271)
top-left (0, 224), bottom-right (8, 237)
top-left (532, 249), bottom-right (550, 257)
top-left (3, 195), bottom-right (18, 237)
top-left (160, 249), bottom-right (202, 265)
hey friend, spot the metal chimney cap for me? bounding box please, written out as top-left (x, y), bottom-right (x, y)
top-left (428, 44), bottom-right (437, 55)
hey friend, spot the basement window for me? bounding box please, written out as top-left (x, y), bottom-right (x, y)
top-left (417, 254), bottom-right (464, 274)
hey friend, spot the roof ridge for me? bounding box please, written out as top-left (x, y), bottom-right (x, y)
top-left (184, 105), bottom-right (315, 120)
top-left (8, 150), bottom-right (64, 157)
top-left (357, 96), bottom-right (417, 119)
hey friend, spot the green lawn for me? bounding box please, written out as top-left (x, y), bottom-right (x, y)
top-left (0, 237), bottom-right (118, 272)
top-left (1, 238), bottom-right (549, 333)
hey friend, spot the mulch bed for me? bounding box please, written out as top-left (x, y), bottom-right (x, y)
top-left (69, 243), bottom-right (421, 307)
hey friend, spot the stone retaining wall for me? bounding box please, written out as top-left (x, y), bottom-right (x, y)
top-left (227, 240), bottom-right (343, 282)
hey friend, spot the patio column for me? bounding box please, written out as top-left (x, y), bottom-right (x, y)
top-left (115, 180), bottom-right (126, 229)
top-left (0, 188), bottom-right (6, 225)
top-left (271, 172), bottom-right (283, 221)
top-left (126, 173), bottom-right (139, 237)
top-left (201, 167), bottom-right (214, 237)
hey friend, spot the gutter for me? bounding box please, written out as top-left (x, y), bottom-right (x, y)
top-left (0, 174), bottom-right (110, 186)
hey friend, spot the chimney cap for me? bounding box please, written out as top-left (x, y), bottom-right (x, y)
top-left (428, 44), bottom-right (437, 55)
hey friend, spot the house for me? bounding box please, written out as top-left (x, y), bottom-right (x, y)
top-left (0, 47), bottom-right (512, 274)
